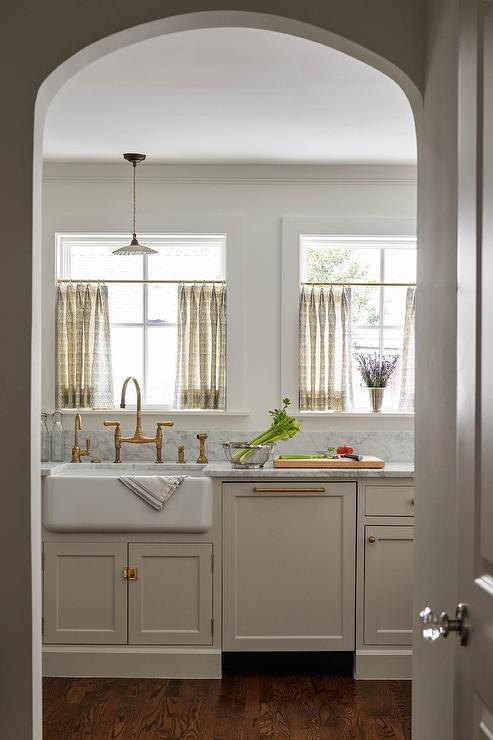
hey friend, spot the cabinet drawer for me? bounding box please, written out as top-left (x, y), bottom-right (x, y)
top-left (223, 481), bottom-right (356, 496)
top-left (365, 485), bottom-right (415, 516)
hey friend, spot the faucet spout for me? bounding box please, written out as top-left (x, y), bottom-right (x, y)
top-left (71, 413), bottom-right (91, 463)
top-left (120, 376), bottom-right (143, 437)
top-left (74, 413), bottom-right (81, 448)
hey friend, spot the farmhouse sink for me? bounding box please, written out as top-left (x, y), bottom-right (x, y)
top-left (43, 463), bottom-right (212, 533)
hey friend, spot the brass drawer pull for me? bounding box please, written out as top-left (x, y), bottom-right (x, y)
top-left (253, 487), bottom-right (326, 493)
top-left (410, 498), bottom-right (415, 505)
top-left (368, 536), bottom-right (376, 544)
top-left (123, 567), bottom-right (138, 581)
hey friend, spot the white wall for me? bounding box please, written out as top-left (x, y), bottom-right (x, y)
top-left (42, 162), bottom-right (416, 432)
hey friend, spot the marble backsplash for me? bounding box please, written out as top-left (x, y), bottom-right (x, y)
top-left (58, 428), bottom-right (414, 463)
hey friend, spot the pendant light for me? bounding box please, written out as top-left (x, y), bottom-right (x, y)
top-left (112, 153), bottom-right (157, 255)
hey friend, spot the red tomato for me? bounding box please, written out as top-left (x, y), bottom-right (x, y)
top-left (337, 445), bottom-right (354, 455)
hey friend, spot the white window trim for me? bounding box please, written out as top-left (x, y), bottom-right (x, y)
top-left (281, 216), bottom-right (416, 417)
top-left (54, 214), bottom-right (247, 414)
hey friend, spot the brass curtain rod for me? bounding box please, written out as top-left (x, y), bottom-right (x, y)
top-left (57, 279), bottom-right (225, 284)
top-left (301, 281), bottom-right (416, 287)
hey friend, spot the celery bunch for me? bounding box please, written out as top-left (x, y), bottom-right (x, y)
top-left (232, 398), bottom-right (301, 464)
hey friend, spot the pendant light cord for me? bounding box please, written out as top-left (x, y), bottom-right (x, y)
top-left (132, 162), bottom-right (137, 238)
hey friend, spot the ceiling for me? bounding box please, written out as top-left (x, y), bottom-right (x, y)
top-left (43, 28), bottom-right (416, 165)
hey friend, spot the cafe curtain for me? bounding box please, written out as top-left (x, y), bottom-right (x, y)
top-left (174, 282), bottom-right (227, 410)
top-left (299, 284), bottom-right (353, 411)
top-left (399, 286), bottom-right (416, 411)
top-left (56, 283), bottom-right (114, 408)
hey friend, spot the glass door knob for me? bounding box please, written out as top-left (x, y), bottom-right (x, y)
top-left (419, 604), bottom-right (469, 646)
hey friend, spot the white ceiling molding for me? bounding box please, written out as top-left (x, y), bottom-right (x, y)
top-left (43, 163), bottom-right (417, 186)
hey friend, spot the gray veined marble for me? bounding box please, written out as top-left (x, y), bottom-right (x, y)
top-left (57, 428), bottom-right (413, 464)
top-left (41, 460), bottom-right (414, 478)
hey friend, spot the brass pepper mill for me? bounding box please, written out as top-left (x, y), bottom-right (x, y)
top-left (177, 444), bottom-right (186, 464)
top-left (197, 433), bottom-right (208, 464)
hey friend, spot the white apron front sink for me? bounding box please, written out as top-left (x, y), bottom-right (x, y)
top-left (43, 464), bottom-right (212, 533)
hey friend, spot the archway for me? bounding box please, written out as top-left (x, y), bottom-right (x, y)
top-left (27, 11), bottom-right (422, 740)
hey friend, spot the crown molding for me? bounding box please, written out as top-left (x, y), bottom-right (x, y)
top-left (43, 162), bottom-right (417, 187)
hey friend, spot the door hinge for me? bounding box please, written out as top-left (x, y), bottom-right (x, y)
top-left (41, 552), bottom-right (44, 571)
top-left (211, 618), bottom-right (214, 636)
top-left (211, 553), bottom-right (214, 572)
top-left (41, 616), bottom-right (44, 635)
top-left (123, 567), bottom-right (138, 581)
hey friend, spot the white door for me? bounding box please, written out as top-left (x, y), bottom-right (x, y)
top-left (454, 0), bottom-right (493, 736)
top-left (128, 543), bottom-right (213, 645)
top-left (419, 1), bottom-right (493, 736)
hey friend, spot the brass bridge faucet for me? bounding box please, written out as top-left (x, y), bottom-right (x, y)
top-left (71, 413), bottom-right (91, 463)
top-left (104, 376), bottom-right (173, 463)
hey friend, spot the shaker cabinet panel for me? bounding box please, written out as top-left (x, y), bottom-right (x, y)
top-left (223, 482), bottom-right (356, 651)
top-left (43, 542), bottom-right (127, 645)
top-left (364, 525), bottom-right (414, 645)
top-left (128, 543), bottom-right (213, 645)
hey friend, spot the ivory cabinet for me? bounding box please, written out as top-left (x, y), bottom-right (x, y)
top-left (43, 541), bottom-right (213, 646)
top-left (364, 525), bottom-right (414, 645)
top-left (43, 542), bottom-right (128, 645)
top-left (128, 542), bottom-right (213, 645)
top-left (222, 481), bottom-right (356, 651)
top-left (355, 480), bottom-right (415, 679)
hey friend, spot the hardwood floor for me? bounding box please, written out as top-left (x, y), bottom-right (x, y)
top-left (43, 670), bottom-right (411, 739)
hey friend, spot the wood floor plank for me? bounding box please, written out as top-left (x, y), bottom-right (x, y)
top-left (43, 673), bottom-right (412, 740)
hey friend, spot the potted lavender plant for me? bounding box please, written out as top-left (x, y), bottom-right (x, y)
top-left (355, 354), bottom-right (399, 412)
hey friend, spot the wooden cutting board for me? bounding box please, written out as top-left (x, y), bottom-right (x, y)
top-left (273, 456), bottom-right (385, 469)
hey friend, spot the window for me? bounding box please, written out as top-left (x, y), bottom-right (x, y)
top-left (300, 235), bottom-right (416, 411)
top-left (57, 234), bottom-right (226, 408)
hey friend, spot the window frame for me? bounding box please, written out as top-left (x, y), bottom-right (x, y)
top-left (281, 217), bottom-right (416, 417)
top-left (55, 219), bottom-right (246, 414)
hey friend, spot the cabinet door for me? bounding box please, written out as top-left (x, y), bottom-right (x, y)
top-left (43, 542), bottom-right (127, 644)
top-left (128, 543), bottom-right (213, 645)
top-left (223, 482), bottom-right (356, 651)
top-left (364, 525), bottom-right (414, 645)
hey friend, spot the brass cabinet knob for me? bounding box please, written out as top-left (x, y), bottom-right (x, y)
top-left (368, 536), bottom-right (376, 544)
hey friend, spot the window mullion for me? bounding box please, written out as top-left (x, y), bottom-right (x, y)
top-left (379, 249), bottom-right (385, 357)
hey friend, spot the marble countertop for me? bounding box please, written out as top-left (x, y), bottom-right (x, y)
top-left (41, 460), bottom-right (414, 478)
top-left (203, 461), bottom-right (414, 477)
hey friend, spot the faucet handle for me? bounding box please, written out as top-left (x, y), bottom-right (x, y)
top-left (157, 421), bottom-right (174, 428)
top-left (85, 438), bottom-right (91, 454)
top-left (104, 420), bottom-right (121, 428)
top-left (197, 433), bottom-right (208, 464)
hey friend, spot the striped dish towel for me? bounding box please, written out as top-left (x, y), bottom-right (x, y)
top-left (119, 475), bottom-right (187, 511)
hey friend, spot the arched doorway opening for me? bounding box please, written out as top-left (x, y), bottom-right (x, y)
top-left (30, 11), bottom-right (422, 739)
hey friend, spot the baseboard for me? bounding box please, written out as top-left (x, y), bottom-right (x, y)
top-left (354, 649), bottom-right (412, 680)
top-left (43, 645), bottom-right (222, 679)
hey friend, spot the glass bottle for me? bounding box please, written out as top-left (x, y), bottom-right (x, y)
top-left (50, 410), bottom-right (64, 462)
top-left (41, 411), bottom-right (50, 462)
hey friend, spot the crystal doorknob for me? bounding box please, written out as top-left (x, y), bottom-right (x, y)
top-left (419, 603), bottom-right (469, 646)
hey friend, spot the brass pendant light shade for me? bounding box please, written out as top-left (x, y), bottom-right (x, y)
top-left (112, 153), bottom-right (157, 256)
